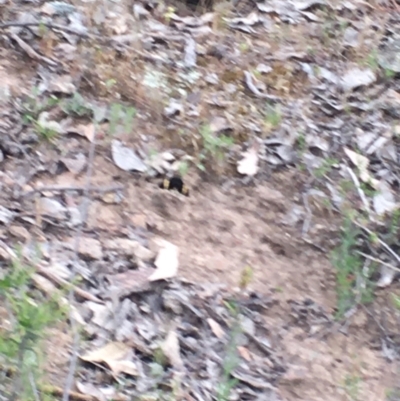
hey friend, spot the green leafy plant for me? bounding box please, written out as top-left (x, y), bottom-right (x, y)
top-left (391, 293), bottom-right (400, 310)
top-left (363, 49), bottom-right (379, 71)
top-left (216, 301), bottom-right (241, 401)
top-left (21, 87), bottom-right (59, 125)
top-left (296, 131), bottom-right (306, 153)
top-left (0, 250), bottom-right (67, 400)
top-left (61, 92), bottom-right (93, 117)
top-left (314, 157), bottom-right (339, 178)
top-left (178, 160), bottom-right (189, 177)
top-left (216, 265), bottom-right (254, 401)
top-left (389, 209), bottom-right (400, 237)
top-left (108, 103), bottom-right (137, 136)
top-left (343, 373), bottom-right (361, 401)
top-left (197, 124), bottom-right (234, 171)
top-left (264, 102), bottom-right (282, 130)
top-left (384, 68), bottom-right (396, 79)
top-left (331, 217), bottom-right (375, 319)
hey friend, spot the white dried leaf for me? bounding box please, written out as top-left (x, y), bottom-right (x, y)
top-left (164, 100), bottom-right (183, 117)
top-left (340, 68), bottom-right (376, 91)
top-left (243, 71), bottom-right (279, 100)
top-left (48, 74), bottom-right (76, 94)
top-left (76, 381), bottom-right (108, 401)
top-left (355, 127), bottom-right (376, 152)
top-left (61, 153), bottom-right (86, 175)
top-left (133, 3), bottom-right (150, 19)
top-left (344, 147), bottom-right (378, 188)
top-left (291, 0), bottom-right (326, 11)
top-left (209, 116), bottom-right (230, 134)
top-left (230, 11), bottom-right (259, 26)
top-left (37, 112), bottom-right (66, 134)
top-left (373, 181), bottom-right (398, 216)
top-left (0, 206), bottom-right (15, 225)
top-left (343, 26), bottom-right (359, 47)
top-left (256, 63), bottom-right (272, 74)
top-left (148, 239), bottom-right (179, 281)
top-left (184, 37), bottom-right (197, 68)
top-left (161, 329), bottom-right (184, 370)
top-left (237, 147), bottom-right (259, 176)
top-left (318, 67), bottom-right (339, 84)
top-left (111, 140), bottom-right (147, 172)
top-left (41, 1), bottom-right (76, 16)
top-left (37, 198), bottom-right (67, 220)
top-left (376, 265), bottom-right (396, 288)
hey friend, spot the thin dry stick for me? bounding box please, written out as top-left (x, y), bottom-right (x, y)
top-left (29, 371), bottom-right (40, 401)
top-left (63, 124), bottom-right (98, 401)
top-left (346, 166), bottom-right (373, 219)
top-left (36, 264), bottom-right (104, 303)
top-left (23, 184), bottom-right (124, 198)
top-left (353, 221), bottom-right (400, 265)
top-left (42, 384), bottom-right (128, 401)
top-left (302, 192), bottom-right (312, 235)
top-left (9, 32), bottom-right (57, 66)
top-left (356, 250), bottom-right (400, 273)
top-left (0, 21), bottom-right (91, 37)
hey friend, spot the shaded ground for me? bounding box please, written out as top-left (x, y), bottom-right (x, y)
top-left (1, 0), bottom-right (400, 400)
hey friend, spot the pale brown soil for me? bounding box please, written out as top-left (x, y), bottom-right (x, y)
top-left (0, 5), bottom-right (399, 401)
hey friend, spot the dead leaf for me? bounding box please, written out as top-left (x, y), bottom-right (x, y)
top-left (161, 329), bottom-right (184, 370)
top-left (76, 381), bottom-right (107, 401)
top-left (61, 153), bottom-right (87, 175)
top-left (184, 37), bottom-right (197, 68)
top-left (72, 237), bottom-right (103, 260)
top-left (237, 346), bottom-right (252, 361)
top-left (148, 240), bottom-right (179, 281)
top-left (48, 75), bottom-right (76, 94)
top-left (377, 265), bottom-right (396, 288)
top-left (344, 147), bottom-right (378, 188)
top-left (111, 140), bottom-right (147, 172)
top-left (37, 198), bottom-right (67, 221)
top-left (0, 206), bottom-right (15, 225)
top-left (37, 112), bottom-right (66, 134)
top-left (107, 269), bottom-right (153, 296)
top-left (373, 181), bottom-right (398, 216)
top-left (209, 116), bottom-right (231, 134)
top-left (340, 67), bottom-right (376, 91)
top-left (207, 318), bottom-right (225, 339)
top-left (243, 71), bottom-right (280, 100)
top-left (237, 146), bottom-right (259, 176)
top-left (69, 123), bottom-right (95, 142)
top-left (80, 342), bottom-right (138, 378)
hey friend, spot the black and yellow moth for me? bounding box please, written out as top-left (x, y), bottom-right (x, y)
top-left (159, 176), bottom-right (189, 196)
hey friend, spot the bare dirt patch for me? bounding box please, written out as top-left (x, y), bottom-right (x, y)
top-left (1, 0), bottom-right (400, 400)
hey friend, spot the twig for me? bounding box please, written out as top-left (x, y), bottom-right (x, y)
top-left (9, 32), bottom-right (57, 66)
top-left (63, 123), bottom-right (98, 401)
top-left (356, 250), bottom-right (400, 273)
top-left (41, 384), bottom-right (128, 401)
top-left (29, 371), bottom-right (40, 401)
top-left (36, 264), bottom-right (104, 303)
top-left (346, 166), bottom-right (373, 219)
top-left (22, 184), bottom-right (124, 198)
top-left (353, 221), bottom-right (400, 265)
top-left (10, 335), bottom-right (27, 401)
top-left (302, 192), bottom-right (312, 235)
top-left (0, 21), bottom-right (91, 38)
